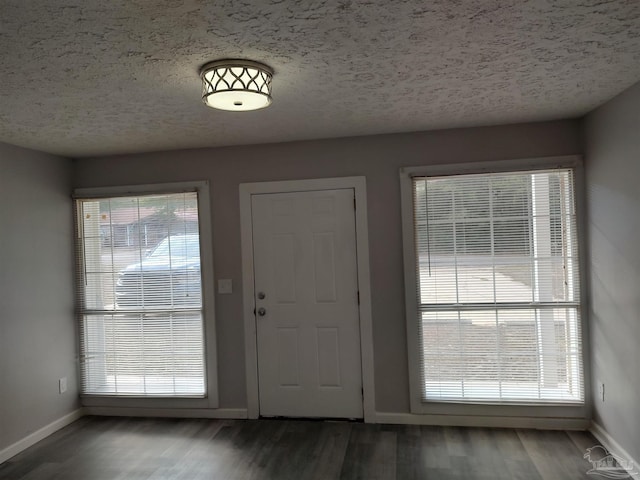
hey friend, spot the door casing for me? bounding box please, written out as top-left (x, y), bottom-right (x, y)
top-left (240, 176), bottom-right (375, 422)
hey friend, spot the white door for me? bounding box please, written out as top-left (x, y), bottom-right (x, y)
top-left (251, 189), bottom-right (363, 418)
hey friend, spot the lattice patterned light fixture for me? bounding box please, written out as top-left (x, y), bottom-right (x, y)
top-left (200, 59), bottom-right (273, 111)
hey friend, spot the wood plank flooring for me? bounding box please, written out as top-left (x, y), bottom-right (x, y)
top-left (0, 416), bottom-right (622, 480)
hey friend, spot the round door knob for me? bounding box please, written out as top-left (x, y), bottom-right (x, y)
top-left (257, 307), bottom-right (266, 316)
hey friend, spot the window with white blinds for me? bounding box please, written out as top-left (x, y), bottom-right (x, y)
top-left (409, 168), bottom-right (584, 404)
top-left (75, 191), bottom-right (206, 396)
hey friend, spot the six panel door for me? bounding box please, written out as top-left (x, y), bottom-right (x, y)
top-left (251, 189), bottom-right (363, 418)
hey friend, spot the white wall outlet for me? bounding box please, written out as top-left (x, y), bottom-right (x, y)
top-left (218, 279), bottom-right (233, 294)
top-left (59, 377), bottom-right (68, 394)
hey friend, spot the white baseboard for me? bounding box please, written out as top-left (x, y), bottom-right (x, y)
top-left (83, 406), bottom-right (248, 419)
top-left (0, 409), bottom-right (85, 465)
top-left (375, 412), bottom-right (589, 430)
top-left (590, 422), bottom-right (639, 477)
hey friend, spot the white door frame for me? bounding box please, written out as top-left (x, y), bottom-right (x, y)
top-left (240, 176), bottom-right (375, 422)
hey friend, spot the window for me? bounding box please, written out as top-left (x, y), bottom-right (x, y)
top-left (74, 186), bottom-right (208, 397)
top-left (402, 162), bottom-right (584, 407)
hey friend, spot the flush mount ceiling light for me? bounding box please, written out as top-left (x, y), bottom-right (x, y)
top-left (200, 59), bottom-right (274, 112)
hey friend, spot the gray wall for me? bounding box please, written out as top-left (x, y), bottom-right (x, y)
top-left (74, 120), bottom-right (582, 413)
top-left (584, 82), bottom-right (640, 461)
top-left (0, 143), bottom-right (78, 452)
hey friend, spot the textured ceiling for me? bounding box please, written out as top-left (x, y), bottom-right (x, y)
top-left (1, 0), bottom-right (640, 158)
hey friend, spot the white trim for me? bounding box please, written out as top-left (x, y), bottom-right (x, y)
top-left (375, 412), bottom-right (589, 430)
top-left (196, 183), bottom-right (219, 408)
top-left (399, 155), bottom-right (590, 417)
top-left (399, 166), bottom-right (423, 414)
top-left (590, 422), bottom-right (640, 477)
top-left (83, 407), bottom-right (248, 419)
top-left (239, 176), bottom-right (376, 422)
top-left (0, 409), bottom-right (85, 464)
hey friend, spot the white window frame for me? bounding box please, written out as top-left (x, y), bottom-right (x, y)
top-left (73, 181), bottom-right (219, 409)
top-left (400, 156), bottom-right (590, 423)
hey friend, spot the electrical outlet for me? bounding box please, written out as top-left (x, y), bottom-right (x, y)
top-left (59, 377), bottom-right (68, 394)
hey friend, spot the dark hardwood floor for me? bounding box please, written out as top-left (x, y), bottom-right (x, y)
top-left (0, 416), bottom-right (621, 479)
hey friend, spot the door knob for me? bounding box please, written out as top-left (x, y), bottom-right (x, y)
top-left (257, 307), bottom-right (266, 316)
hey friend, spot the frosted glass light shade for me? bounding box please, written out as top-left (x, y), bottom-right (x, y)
top-left (200, 60), bottom-right (273, 112)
